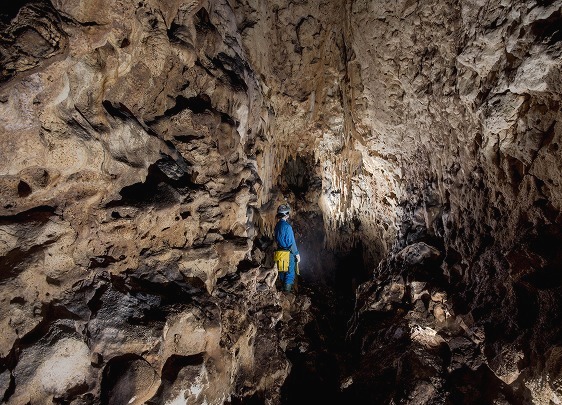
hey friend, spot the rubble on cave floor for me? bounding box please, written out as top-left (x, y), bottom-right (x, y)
top-left (276, 243), bottom-right (537, 405)
top-left (278, 280), bottom-right (354, 405)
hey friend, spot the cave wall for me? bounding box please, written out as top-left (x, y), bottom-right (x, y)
top-left (0, 0), bottom-right (290, 403)
top-left (347, 0), bottom-right (562, 268)
top-left (341, 1), bottom-right (562, 403)
top-left (1, 0), bottom-right (562, 403)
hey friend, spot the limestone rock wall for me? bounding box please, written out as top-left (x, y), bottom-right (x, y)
top-left (0, 0), bottom-right (289, 403)
top-left (341, 1), bottom-right (562, 403)
top-left (1, 0), bottom-right (562, 403)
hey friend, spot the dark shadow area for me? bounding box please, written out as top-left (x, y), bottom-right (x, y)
top-left (291, 211), bottom-right (338, 286)
top-left (280, 282), bottom-right (351, 405)
top-left (0, 206), bottom-right (57, 283)
top-left (280, 155), bottom-right (318, 198)
top-left (530, 11), bottom-right (562, 46)
top-left (105, 161), bottom-right (200, 209)
top-left (160, 354), bottom-right (205, 383)
top-left (212, 52), bottom-right (249, 92)
top-left (0, 0), bottom-right (36, 23)
top-left (278, 213), bottom-right (368, 405)
top-left (446, 365), bottom-right (520, 405)
top-left (228, 392), bottom-right (266, 405)
top-left (164, 94), bottom-right (212, 116)
top-left (334, 241), bottom-right (369, 304)
top-left (100, 354), bottom-right (154, 405)
top-left (522, 224), bottom-right (562, 289)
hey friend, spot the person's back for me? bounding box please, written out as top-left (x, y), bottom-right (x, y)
top-left (273, 204), bottom-right (300, 293)
top-left (274, 219), bottom-right (293, 249)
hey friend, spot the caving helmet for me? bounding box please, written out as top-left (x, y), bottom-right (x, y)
top-left (277, 204), bottom-right (291, 217)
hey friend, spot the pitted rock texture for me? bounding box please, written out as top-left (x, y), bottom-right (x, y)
top-left (0, 0), bottom-right (284, 403)
top-left (1, 0), bottom-right (562, 404)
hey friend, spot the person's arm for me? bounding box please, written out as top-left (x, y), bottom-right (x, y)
top-left (288, 225), bottom-right (299, 258)
top-left (289, 242), bottom-right (299, 255)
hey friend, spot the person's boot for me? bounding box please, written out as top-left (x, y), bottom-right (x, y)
top-left (284, 284), bottom-right (292, 293)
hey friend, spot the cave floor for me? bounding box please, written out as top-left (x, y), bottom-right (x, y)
top-left (279, 279), bottom-right (355, 404)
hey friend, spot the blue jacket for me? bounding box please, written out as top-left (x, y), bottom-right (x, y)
top-left (274, 218), bottom-right (299, 255)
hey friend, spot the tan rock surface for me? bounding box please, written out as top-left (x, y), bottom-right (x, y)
top-left (1, 0), bottom-right (562, 403)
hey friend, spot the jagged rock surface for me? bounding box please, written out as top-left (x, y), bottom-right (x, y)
top-left (1, 0), bottom-right (562, 404)
top-left (0, 0), bottom-right (286, 403)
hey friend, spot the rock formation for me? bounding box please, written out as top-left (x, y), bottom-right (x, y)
top-left (0, 0), bottom-right (561, 404)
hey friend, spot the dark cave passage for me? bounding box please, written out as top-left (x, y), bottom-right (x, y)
top-left (279, 217), bottom-right (368, 404)
top-left (267, 153), bottom-right (374, 404)
top-left (233, 211), bottom-right (368, 405)
top-left (279, 280), bottom-right (355, 405)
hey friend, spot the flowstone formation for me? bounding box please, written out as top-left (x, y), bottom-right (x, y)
top-left (1, 0), bottom-right (562, 404)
